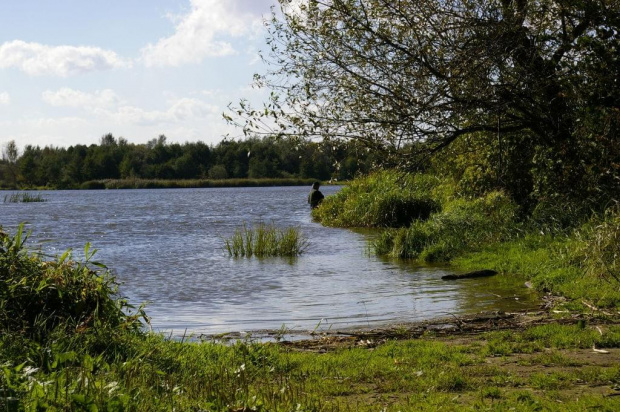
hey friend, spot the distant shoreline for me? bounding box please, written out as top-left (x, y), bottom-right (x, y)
top-left (1, 178), bottom-right (345, 191)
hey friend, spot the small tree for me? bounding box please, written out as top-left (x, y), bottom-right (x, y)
top-left (2, 140), bottom-right (19, 188)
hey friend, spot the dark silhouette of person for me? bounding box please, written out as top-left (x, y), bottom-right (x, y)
top-left (308, 181), bottom-right (324, 208)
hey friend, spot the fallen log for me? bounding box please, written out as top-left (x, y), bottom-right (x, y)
top-left (441, 269), bottom-right (498, 280)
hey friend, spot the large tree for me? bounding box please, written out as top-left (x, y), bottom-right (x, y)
top-left (231, 0), bottom-right (620, 205)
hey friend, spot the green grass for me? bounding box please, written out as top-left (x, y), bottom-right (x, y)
top-left (313, 170), bottom-right (440, 227)
top-left (224, 222), bottom-right (308, 257)
top-left (312, 170), bottom-right (620, 309)
top-left (3, 192), bottom-right (47, 203)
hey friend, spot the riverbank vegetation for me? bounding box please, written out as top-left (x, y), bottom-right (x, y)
top-left (224, 223), bottom-right (308, 257)
top-left (314, 170), bottom-right (620, 310)
top-left (3, 224), bottom-right (620, 410)
top-left (80, 177), bottom-right (321, 190)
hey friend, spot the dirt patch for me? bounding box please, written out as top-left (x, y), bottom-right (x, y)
top-left (280, 307), bottom-right (620, 352)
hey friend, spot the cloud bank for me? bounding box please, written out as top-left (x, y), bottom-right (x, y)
top-left (42, 88), bottom-right (121, 109)
top-left (141, 0), bottom-right (274, 66)
top-left (0, 40), bottom-right (128, 77)
top-left (42, 87), bottom-right (218, 126)
top-left (0, 92), bottom-right (9, 105)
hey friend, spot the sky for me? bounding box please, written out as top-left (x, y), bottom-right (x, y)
top-left (0, 0), bottom-right (278, 151)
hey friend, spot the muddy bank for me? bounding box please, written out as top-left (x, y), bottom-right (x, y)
top-left (202, 294), bottom-right (620, 348)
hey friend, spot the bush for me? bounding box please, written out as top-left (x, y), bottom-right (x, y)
top-left (313, 170), bottom-right (440, 227)
top-left (79, 180), bottom-right (106, 190)
top-left (0, 224), bottom-right (146, 342)
top-left (374, 191), bottom-right (518, 261)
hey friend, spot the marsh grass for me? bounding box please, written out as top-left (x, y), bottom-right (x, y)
top-left (224, 222), bottom-right (308, 257)
top-left (3, 192), bottom-right (47, 203)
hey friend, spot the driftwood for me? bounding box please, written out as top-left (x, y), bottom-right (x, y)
top-left (441, 269), bottom-right (498, 280)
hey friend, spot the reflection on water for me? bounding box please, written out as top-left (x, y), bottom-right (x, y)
top-left (1, 186), bottom-right (537, 335)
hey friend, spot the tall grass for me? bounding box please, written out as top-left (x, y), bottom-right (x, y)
top-left (374, 191), bottom-right (519, 261)
top-left (3, 192), bottom-right (47, 203)
top-left (0, 224), bottom-right (146, 341)
top-left (313, 171), bottom-right (440, 227)
top-left (224, 222), bottom-right (308, 257)
top-left (314, 170), bottom-right (518, 261)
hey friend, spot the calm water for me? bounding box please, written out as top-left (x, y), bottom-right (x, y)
top-left (1, 187), bottom-right (536, 336)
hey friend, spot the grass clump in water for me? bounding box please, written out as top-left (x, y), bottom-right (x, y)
top-left (224, 222), bottom-right (308, 257)
top-left (3, 192), bottom-right (47, 203)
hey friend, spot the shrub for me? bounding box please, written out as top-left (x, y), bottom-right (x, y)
top-left (79, 180), bottom-right (106, 190)
top-left (0, 224), bottom-right (146, 342)
top-left (313, 171), bottom-right (440, 227)
top-left (374, 191), bottom-right (519, 261)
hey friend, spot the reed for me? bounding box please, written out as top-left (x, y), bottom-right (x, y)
top-left (224, 222), bottom-right (308, 257)
top-left (3, 192), bottom-right (47, 203)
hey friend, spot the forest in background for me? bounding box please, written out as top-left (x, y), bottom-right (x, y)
top-left (0, 134), bottom-right (375, 189)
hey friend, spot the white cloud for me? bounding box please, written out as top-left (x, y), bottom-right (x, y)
top-left (40, 87), bottom-right (218, 127)
top-left (42, 88), bottom-right (121, 109)
top-left (113, 98), bottom-right (219, 125)
top-left (141, 0), bottom-right (273, 67)
top-left (0, 92), bottom-right (9, 105)
top-left (0, 40), bottom-right (128, 77)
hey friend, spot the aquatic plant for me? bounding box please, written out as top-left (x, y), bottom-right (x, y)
top-left (224, 222), bottom-right (308, 257)
top-left (3, 192), bottom-right (47, 203)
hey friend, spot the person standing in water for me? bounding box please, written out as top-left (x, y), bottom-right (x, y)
top-left (308, 181), bottom-right (324, 208)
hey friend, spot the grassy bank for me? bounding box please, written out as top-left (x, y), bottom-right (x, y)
top-left (2, 225), bottom-right (620, 410)
top-left (313, 170), bottom-right (620, 311)
top-left (80, 177), bottom-right (322, 190)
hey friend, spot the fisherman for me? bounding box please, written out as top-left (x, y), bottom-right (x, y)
top-left (308, 181), bottom-right (324, 209)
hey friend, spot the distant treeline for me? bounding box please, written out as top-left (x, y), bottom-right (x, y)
top-left (0, 134), bottom-right (376, 189)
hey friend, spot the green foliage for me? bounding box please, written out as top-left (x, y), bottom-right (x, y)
top-left (4, 135), bottom-right (373, 188)
top-left (82, 177), bottom-right (318, 190)
top-left (1, 223), bottom-right (620, 410)
top-left (315, 170), bottom-right (518, 261)
top-left (224, 223), bottom-right (308, 257)
top-left (579, 205), bottom-right (620, 285)
top-left (313, 170), bottom-right (440, 228)
top-left (376, 191), bottom-right (518, 261)
top-left (0, 224), bottom-right (146, 341)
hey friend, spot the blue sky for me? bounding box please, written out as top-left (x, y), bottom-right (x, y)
top-left (0, 0), bottom-right (277, 150)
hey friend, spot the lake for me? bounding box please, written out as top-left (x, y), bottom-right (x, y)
top-left (1, 186), bottom-right (537, 337)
